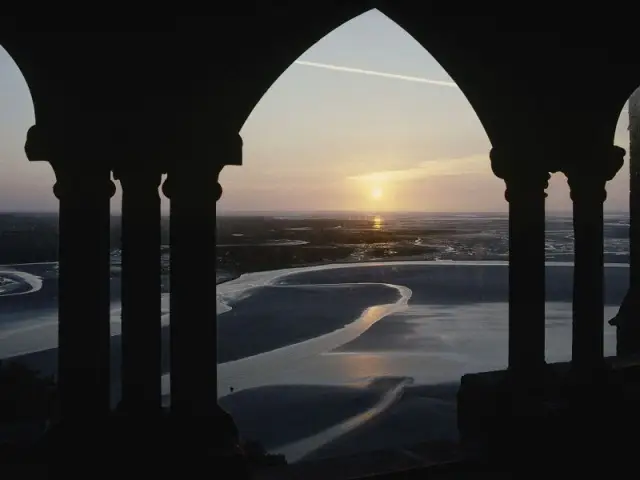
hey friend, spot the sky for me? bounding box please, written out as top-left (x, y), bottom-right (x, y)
top-left (0, 10), bottom-right (633, 213)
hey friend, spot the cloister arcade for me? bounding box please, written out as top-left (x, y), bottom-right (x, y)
top-left (1, 7), bottom-right (640, 476)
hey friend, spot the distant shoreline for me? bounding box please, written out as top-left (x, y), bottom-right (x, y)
top-left (215, 256), bottom-right (632, 288)
top-left (215, 210), bottom-right (628, 216)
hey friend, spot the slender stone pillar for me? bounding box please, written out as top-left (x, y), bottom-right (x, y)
top-left (25, 124), bottom-right (116, 421)
top-left (160, 128), bottom-right (247, 475)
top-left (490, 147), bottom-right (550, 378)
top-left (162, 129), bottom-right (242, 446)
top-left (114, 167), bottom-right (163, 414)
top-left (563, 145), bottom-right (624, 375)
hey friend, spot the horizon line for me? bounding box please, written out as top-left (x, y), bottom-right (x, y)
top-left (0, 209), bottom-right (630, 216)
top-left (215, 209), bottom-right (628, 215)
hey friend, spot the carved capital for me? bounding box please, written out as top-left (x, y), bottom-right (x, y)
top-left (162, 128), bottom-right (241, 203)
top-left (562, 145), bottom-right (625, 204)
top-left (164, 129), bottom-right (243, 172)
top-left (489, 147), bottom-right (551, 202)
top-left (25, 124), bottom-right (116, 200)
top-left (25, 123), bottom-right (113, 166)
top-left (52, 167), bottom-right (116, 201)
top-left (213, 130), bottom-right (243, 168)
top-left (24, 125), bottom-right (48, 162)
top-left (162, 166), bottom-right (224, 201)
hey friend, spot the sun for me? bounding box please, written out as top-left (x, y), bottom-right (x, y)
top-left (371, 187), bottom-right (383, 200)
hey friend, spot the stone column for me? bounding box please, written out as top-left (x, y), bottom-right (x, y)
top-left (490, 147), bottom-right (550, 378)
top-left (25, 124), bottom-right (116, 421)
top-left (563, 146), bottom-right (624, 375)
top-left (162, 129), bottom-right (242, 454)
top-left (114, 167), bottom-right (163, 414)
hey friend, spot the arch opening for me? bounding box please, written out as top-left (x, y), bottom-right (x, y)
top-left (0, 45), bottom-right (59, 442)
top-left (215, 10), bottom-right (509, 465)
top-left (0, 46), bottom-right (47, 213)
top-left (0, 44), bottom-right (143, 430)
top-left (226, 9), bottom-right (494, 214)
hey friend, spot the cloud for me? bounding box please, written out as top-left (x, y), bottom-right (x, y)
top-left (347, 154), bottom-right (490, 184)
top-left (294, 60), bottom-right (458, 88)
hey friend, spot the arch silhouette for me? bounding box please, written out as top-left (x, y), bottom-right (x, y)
top-left (230, 7), bottom-right (497, 144)
top-left (240, 9), bottom-right (492, 140)
top-left (0, 46), bottom-right (58, 213)
top-left (242, 10), bottom-right (486, 124)
top-left (223, 10), bottom-right (497, 214)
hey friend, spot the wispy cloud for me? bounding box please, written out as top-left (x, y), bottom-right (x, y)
top-left (294, 60), bottom-right (458, 88)
top-left (347, 155), bottom-right (490, 184)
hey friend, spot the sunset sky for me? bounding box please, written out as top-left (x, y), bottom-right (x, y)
top-left (0, 10), bottom-right (632, 213)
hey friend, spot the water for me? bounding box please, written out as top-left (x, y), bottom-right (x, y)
top-left (0, 212), bottom-right (631, 463)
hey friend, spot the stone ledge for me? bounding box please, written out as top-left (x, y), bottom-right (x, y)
top-left (457, 357), bottom-right (640, 465)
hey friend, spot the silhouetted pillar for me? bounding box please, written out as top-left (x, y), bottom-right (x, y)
top-left (25, 124), bottom-right (115, 421)
top-left (114, 167), bottom-right (162, 413)
top-left (162, 130), bottom-right (242, 421)
top-left (490, 147), bottom-right (549, 377)
top-left (563, 146), bottom-right (624, 375)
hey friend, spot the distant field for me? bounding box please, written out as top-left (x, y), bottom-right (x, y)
top-left (215, 213), bottom-right (629, 277)
top-left (0, 212), bottom-right (629, 278)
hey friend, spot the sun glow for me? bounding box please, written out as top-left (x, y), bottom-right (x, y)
top-left (371, 187), bottom-right (383, 200)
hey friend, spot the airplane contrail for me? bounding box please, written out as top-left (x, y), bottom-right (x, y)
top-left (293, 60), bottom-right (458, 88)
top-left (294, 60), bottom-right (634, 119)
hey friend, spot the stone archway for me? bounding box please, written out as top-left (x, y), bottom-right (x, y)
top-left (223, 9), bottom-right (494, 213)
top-left (208, 6), bottom-right (555, 383)
top-left (211, 7), bottom-right (553, 464)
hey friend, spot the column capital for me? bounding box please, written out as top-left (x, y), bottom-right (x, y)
top-left (489, 147), bottom-right (552, 201)
top-left (164, 129), bottom-right (243, 173)
top-left (25, 123), bottom-right (113, 165)
top-left (162, 128), bottom-right (240, 203)
top-left (52, 169), bottom-right (116, 201)
top-left (162, 165), bottom-right (224, 201)
top-left (561, 145), bottom-right (625, 203)
top-left (560, 144), bottom-right (626, 181)
top-left (25, 124), bottom-right (116, 200)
